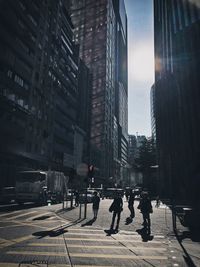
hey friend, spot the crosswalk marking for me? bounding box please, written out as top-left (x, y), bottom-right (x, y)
top-left (6, 219), bottom-right (52, 230)
top-left (6, 250), bottom-right (168, 260)
top-left (64, 232), bottom-right (165, 239)
top-left (0, 238), bottom-right (13, 248)
top-left (1, 263), bottom-right (162, 267)
top-left (28, 243), bottom-right (167, 251)
top-left (11, 234), bottom-right (34, 243)
top-left (62, 237), bottom-right (162, 243)
top-left (0, 235), bottom-right (35, 249)
top-left (0, 264), bottom-right (75, 267)
top-left (0, 224), bottom-right (25, 229)
top-left (0, 210), bottom-right (22, 219)
top-left (70, 228), bottom-right (103, 232)
top-left (69, 253), bottom-right (168, 260)
top-left (7, 251), bottom-right (67, 257)
top-left (4, 211), bottom-right (37, 220)
top-left (69, 228), bottom-right (165, 238)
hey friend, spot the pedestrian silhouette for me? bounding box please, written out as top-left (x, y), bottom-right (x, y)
top-left (128, 189), bottom-right (135, 219)
top-left (74, 190), bottom-right (79, 207)
top-left (137, 191), bottom-right (153, 235)
top-left (155, 195), bottom-right (160, 208)
top-left (92, 191), bottom-right (100, 220)
top-left (109, 192), bottom-right (123, 232)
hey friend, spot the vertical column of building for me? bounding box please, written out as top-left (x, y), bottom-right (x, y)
top-left (112, 0), bottom-right (128, 186)
top-left (154, 0), bottom-right (200, 203)
top-left (47, 1), bottom-right (80, 175)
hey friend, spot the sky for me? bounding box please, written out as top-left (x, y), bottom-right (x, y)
top-left (124, 0), bottom-right (154, 137)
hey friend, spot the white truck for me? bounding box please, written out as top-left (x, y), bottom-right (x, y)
top-left (15, 170), bottom-right (68, 205)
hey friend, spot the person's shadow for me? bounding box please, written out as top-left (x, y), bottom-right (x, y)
top-left (32, 228), bottom-right (68, 238)
top-left (136, 227), bottom-right (154, 242)
top-left (81, 217), bottom-right (96, 227)
top-left (104, 229), bottom-right (118, 236)
top-left (32, 218), bottom-right (84, 239)
top-left (125, 216), bottom-right (133, 225)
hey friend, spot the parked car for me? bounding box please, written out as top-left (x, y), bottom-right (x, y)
top-left (104, 188), bottom-right (124, 199)
top-left (87, 188), bottom-right (104, 198)
top-left (79, 189), bottom-right (94, 203)
top-left (65, 189), bottom-right (75, 201)
top-left (0, 187), bottom-right (16, 204)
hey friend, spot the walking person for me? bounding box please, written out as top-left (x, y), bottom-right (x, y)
top-left (128, 189), bottom-right (135, 219)
top-left (109, 192), bottom-right (123, 232)
top-left (155, 195), bottom-right (160, 208)
top-left (92, 191), bottom-right (100, 220)
top-left (74, 190), bottom-right (79, 207)
top-left (137, 191), bottom-right (153, 235)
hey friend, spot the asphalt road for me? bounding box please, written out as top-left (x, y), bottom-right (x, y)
top-left (0, 199), bottom-right (199, 267)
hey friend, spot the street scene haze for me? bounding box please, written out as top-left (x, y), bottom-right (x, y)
top-left (0, 1), bottom-right (200, 267)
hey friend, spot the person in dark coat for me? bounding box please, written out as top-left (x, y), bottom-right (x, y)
top-left (92, 191), bottom-right (100, 219)
top-left (137, 191), bottom-right (153, 235)
top-left (74, 190), bottom-right (79, 207)
top-left (109, 192), bottom-right (123, 232)
top-left (128, 190), bottom-right (135, 219)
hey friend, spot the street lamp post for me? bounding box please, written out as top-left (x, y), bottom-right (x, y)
top-left (76, 163), bottom-right (89, 219)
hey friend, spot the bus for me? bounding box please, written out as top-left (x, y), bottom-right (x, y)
top-left (15, 170), bottom-right (68, 205)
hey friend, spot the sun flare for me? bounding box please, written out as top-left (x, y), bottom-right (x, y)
top-left (129, 44), bottom-right (154, 83)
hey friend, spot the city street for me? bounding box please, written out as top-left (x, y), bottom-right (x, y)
top-left (0, 198), bottom-right (199, 266)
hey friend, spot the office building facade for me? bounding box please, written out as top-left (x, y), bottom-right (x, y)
top-left (0, 0), bottom-right (90, 188)
top-left (154, 0), bottom-right (200, 203)
top-left (68, 0), bottom-right (128, 184)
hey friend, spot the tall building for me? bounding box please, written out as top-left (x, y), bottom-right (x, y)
top-left (154, 0), bottom-right (200, 204)
top-left (68, 0), bottom-right (128, 185)
top-left (150, 84), bottom-right (156, 141)
top-left (0, 0), bottom-right (90, 188)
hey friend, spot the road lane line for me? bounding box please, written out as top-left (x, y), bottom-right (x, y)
top-left (0, 210), bottom-right (22, 218)
top-left (6, 251), bottom-right (168, 260)
top-left (0, 219), bottom-right (58, 229)
top-left (0, 224), bottom-right (25, 229)
top-left (4, 211), bottom-right (37, 220)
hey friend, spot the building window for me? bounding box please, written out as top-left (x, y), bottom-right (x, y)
top-left (7, 70), bottom-right (12, 78)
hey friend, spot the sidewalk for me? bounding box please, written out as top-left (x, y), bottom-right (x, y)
top-left (55, 198), bottom-right (200, 267)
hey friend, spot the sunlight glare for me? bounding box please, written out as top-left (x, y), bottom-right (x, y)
top-left (129, 45), bottom-right (154, 83)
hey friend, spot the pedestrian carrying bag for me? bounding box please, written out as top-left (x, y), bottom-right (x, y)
top-left (109, 202), bottom-right (114, 212)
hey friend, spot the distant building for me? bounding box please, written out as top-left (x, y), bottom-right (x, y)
top-left (0, 0), bottom-right (90, 188)
top-left (154, 0), bottom-right (200, 203)
top-left (128, 134), bottom-right (147, 187)
top-left (68, 0), bottom-right (128, 185)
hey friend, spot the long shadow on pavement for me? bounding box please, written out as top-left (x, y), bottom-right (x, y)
top-left (81, 217), bottom-right (96, 227)
top-left (174, 229), bottom-right (199, 267)
top-left (32, 218), bottom-right (85, 239)
top-left (136, 227), bottom-right (154, 242)
top-left (104, 229), bottom-right (119, 236)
